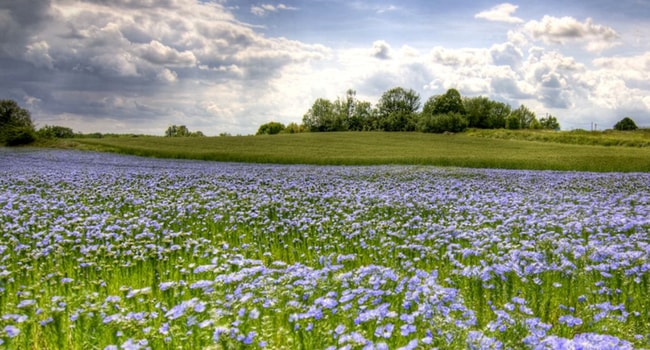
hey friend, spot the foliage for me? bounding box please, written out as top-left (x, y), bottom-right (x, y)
top-left (0, 99), bottom-right (36, 146)
top-left (505, 113), bottom-right (521, 130)
top-left (283, 122), bottom-right (304, 134)
top-left (256, 121), bottom-right (285, 135)
top-left (614, 117), bottom-right (638, 131)
top-left (3, 126), bottom-right (37, 146)
top-left (509, 105), bottom-right (538, 129)
top-left (165, 125), bottom-right (204, 137)
top-left (539, 115), bottom-right (561, 130)
top-left (375, 87), bottom-right (421, 131)
top-left (302, 98), bottom-right (343, 132)
top-left (418, 112), bottom-right (468, 133)
top-left (424, 88), bottom-right (465, 116)
top-left (37, 125), bottom-right (75, 139)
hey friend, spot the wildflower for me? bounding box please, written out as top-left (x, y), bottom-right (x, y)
top-left (4, 325), bottom-right (20, 338)
top-left (16, 299), bottom-right (36, 309)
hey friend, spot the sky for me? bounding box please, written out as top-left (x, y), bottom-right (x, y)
top-left (1, 0), bottom-right (649, 135)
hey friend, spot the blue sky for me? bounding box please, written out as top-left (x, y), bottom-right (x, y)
top-left (0, 0), bottom-right (648, 134)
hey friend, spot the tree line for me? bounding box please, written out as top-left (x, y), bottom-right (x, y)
top-left (298, 87), bottom-right (561, 133)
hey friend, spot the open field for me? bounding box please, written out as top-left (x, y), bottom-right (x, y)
top-left (1, 149), bottom-right (649, 349)
top-left (44, 131), bottom-right (650, 172)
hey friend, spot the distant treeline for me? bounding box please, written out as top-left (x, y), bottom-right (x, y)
top-left (258, 87), bottom-right (561, 135)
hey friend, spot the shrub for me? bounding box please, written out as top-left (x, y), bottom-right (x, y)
top-left (37, 125), bottom-right (75, 139)
top-left (614, 117), bottom-right (638, 131)
top-left (418, 112), bottom-right (468, 133)
top-left (0, 99), bottom-right (36, 146)
top-left (4, 126), bottom-right (37, 146)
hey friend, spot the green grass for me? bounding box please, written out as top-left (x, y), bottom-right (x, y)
top-left (43, 131), bottom-right (650, 172)
top-left (467, 128), bottom-right (650, 147)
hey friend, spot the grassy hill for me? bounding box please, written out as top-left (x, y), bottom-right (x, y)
top-left (42, 130), bottom-right (650, 172)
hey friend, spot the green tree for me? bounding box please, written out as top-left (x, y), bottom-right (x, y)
top-left (505, 114), bottom-right (521, 129)
top-left (376, 87), bottom-right (421, 131)
top-left (462, 96), bottom-right (491, 128)
top-left (165, 125), bottom-right (200, 137)
top-left (284, 122), bottom-right (304, 134)
top-left (510, 105), bottom-right (537, 129)
top-left (302, 98), bottom-right (345, 132)
top-left (486, 101), bottom-right (510, 129)
top-left (0, 99), bottom-right (36, 146)
top-left (418, 112), bottom-right (468, 133)
top-left (425, 88), bottom-right (465, 116)
top-left (539, 115), bottom-right (560, 130)
top-left (614, 117), bottom-right (638, 131)
top-left (37, 125), bottom-right (75, 139)
top-left (256, 121), bottom-right (286, 135)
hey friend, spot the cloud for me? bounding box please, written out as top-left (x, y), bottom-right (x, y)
top-left (475, 3), bottom-right (523, 24)
top-left (523, 16), bottom-right (620, 51)
top-left (136, 40), bottom-right (197, 66)
top-left (251, 3), bottom-right (298, 17)
top-left (372, 40), bottom-right (392, 60)
top-left (0, 0), bottom-right (327, 135)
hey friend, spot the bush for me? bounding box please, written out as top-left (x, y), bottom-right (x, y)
top-left (4, 126), bottom-right (37, 146)
top-left (1, 99), bottom-right (36, 146)
top-left (257, 122), bottom-right (286, 135)
top-left (614, 117), bottom-right (638, 131)
top-left (418, 113), bottom-right (468, 133)
top-left (37, 125), bottom-right (75, 139)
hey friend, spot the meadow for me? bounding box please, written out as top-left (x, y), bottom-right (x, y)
top-left (1, 148), bottom-right (649, 349)
top-left (51, 130), bottom-right (650, 172)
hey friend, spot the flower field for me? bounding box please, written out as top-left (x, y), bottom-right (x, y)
top-left (1, 149), bottom-right (649, 349)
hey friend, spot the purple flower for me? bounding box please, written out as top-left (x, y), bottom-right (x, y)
top-left (559, 315), bottom-right (583, 327)
top-left (4, 325), bottom-right (19, 338)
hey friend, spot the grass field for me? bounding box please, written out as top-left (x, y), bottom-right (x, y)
top-left (1, 149), bottom-right (648, 349)
top-left (45, 131), bottom-right (650, 172)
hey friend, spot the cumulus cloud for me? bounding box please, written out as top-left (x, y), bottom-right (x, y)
top-left (523, 16), bottom-right (619, 51)
top-left (372, 40), bottom-right (392, 60)
top-left (0, 0), bottom-right (328, 135)
top-left (475, 3), bottom-right (523, 24)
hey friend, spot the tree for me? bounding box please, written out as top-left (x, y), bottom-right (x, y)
top-left (165, 125), bottom-right (202, 137)
top-left (614, 117), bottom-right (638, 131)
top-left (0, 99), bottom-right (36, 146)
top-left (425, 88), bottom-right (465, 116)
top-left (418, 112), bottom-right (468, 133)
top-left (539, 115), bottom-right (560, 130)
top-left (37, 125), bottom-right (75, 139)
top-left (509, 105), bottom-right (538, 129)
top-left (505, 114), bottom-right (521, 129)
top-left (284, 122), bottom-right (304, 134)
top-left (256, 121), bottom-right (286, 135)
top-left (376, 87), bottom-right (421, 131)
top-left (302, 98), bottom-right (345, 132)
top-left (462, 96), bottom-right (491, 128)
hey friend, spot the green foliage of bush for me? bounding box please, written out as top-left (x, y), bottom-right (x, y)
top-left (4, 126), bottom-right (37, 146)
top-left (418, 112), bottom-right (468, 133)
top-left (256, 121), bottom-right (286, 135)
top-left (614, 117), bottom-right (638, 131)
top-left (0, 99), bottom-right (36, 146)
top-left (37, 125), bottom-right (75, 139)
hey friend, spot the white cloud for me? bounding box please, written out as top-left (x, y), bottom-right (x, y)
top-left (251, 3), bottom-right (298, 17)
top-left (475, 3), bottom-right (523, 24)
top-left (24, 40), bottom-right (54, 69)
top-left (523, 16), bottom-right (619, 51)
top-left (372, 40), bottom-right (391, 60)
top-left (136, 40), bottom-right (197, 66)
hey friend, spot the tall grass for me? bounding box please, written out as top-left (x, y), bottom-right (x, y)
top-left (49, 132), bottom-right (650, 172)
